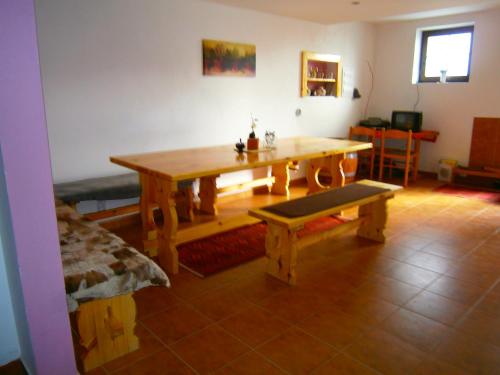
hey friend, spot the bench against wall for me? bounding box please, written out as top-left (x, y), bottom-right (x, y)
top-left (249, 180), bottom-right (402, 285)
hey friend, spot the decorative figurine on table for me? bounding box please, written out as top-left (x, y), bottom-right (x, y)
top-left (265, 131), bottom-right (276, 148)
top-left (247, 114), bottom-right (259, 150)
top-left (235, 138), bottom-right (245, 153)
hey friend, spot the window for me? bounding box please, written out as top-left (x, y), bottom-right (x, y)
top-left (418, 25), bottom-right (474, 83)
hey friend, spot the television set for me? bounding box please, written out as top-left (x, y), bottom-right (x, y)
top-left (391, 111), bottom-right (423, 132)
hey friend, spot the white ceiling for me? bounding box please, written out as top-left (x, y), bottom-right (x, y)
top-left (200, 0), bottom-right (500, 24)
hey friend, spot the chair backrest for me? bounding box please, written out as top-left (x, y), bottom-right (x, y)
top-left (349, 126), bottom-right (376, 140)
top-left (383, 129), bottom-right (412, 150)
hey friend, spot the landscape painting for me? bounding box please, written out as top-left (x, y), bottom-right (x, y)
top-left (202, 39), bottom-right (256, 77)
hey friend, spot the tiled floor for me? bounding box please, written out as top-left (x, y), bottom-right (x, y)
top-left (88, 178), bottom-right (499, 375)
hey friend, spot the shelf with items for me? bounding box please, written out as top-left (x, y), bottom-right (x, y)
top-left (301, 51), bottom-right (342, 97)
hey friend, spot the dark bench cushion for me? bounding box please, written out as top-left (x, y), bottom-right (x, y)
top-left (54, 173), bottom-right (140, 203)
top-left (262, 183), bottom-right (390, 218)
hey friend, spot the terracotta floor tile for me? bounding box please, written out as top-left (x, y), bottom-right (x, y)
top-left (405, 252), bottom-right (452, 273)
top-left (169, 325), bottom-right (250, 375)
top-left (112, 349), bottom-right (195, 375)
top-left (404, 290), bottom-right (469, 326)
top-left (333, 292), bottom-right (400, 325)
top-left (420, 241), bottom-right (474, 260)
top-left (189, 288), bottom-right (253, 322)
top-left (389, 233), bottom-right (435, 251)
top-left (456, 307), bottom-right (500, 347)
top-left (412, 357), bottom-right (469, 375)
top-left (378, 243), bottom-right (418, 262)
top-left (257, 288), bottom-right (333, 323)
top-left (218, 305), bottom-right (290, 347)
top-left (312, 353), bottom-right (379, 375)
top-left (352, 254), bottom-right (404, 276)
top-left (141, 304), bottom-right (212, 345)
top-left (299, 270), bottom-right (364, 303)
top-left (213, 352), bottom-right (287, 375)
top-left (383, 262), bottom-right (441, 288)
top-left (297, 306), bottom-right (372, 350)
top-left (345, 328), bottom-right (425, 375)
top-left (257, 327), bottom-right (335, 375)
top-left (473, 243), bottom-right (500, 263)
top-left (354, 274), bottom-right (422, 306)
top-left (102, 323), bottom-right (165, 373)
top-left (168, 270), bottom-right (222, 300)
top-left (229, 273), bottom-right (288, 303)
top-left (425, 275), bottom-right (487, 305)
top-left (475, 292), bottom-right (500, 317)
top-left (445, 264), bottom-right (498, 288)
top-left (434, 330), bottom-right (500, 374)
top-left (380, 308), bottom-right (452, 353)
top-left (134, 286), bottom-right (181, 321)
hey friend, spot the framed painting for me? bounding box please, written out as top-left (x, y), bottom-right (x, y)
top-left (202, 39), bottom-right (256, 77)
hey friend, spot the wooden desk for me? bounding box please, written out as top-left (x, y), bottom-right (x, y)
top-left (110, 136), bottom-right (372, 274)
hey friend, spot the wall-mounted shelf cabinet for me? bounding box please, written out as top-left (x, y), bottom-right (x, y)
top-left (301, 51), bottom-right (342, 97)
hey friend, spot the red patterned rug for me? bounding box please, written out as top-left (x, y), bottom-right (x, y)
top-left (433, 184), bottom-right (500, 204)
top-left (178, 216), bottom-right (346, 277)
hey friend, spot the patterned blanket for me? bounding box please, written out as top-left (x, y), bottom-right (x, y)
top-left (56, 202), bottom-right (169, 312)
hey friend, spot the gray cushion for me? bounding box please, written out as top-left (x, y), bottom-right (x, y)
top-left (262, 183), bottom-right (390, 218)
top-left (54, 173), bottom-right (140, 203)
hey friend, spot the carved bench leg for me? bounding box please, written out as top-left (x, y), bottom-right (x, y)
top-left (357, 198), bottom-right (388, 243)
top-left (75, 293), bottom-right (139, 372)
top-left (265, 223), bottom-right (299, 285)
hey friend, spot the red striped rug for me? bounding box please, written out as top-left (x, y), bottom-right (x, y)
top-left (178, 216), bottom-right (346, 277)
top-left (433, 184), bottom-right (500, 203)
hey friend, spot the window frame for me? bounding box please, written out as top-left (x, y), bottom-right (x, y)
top-left (418, 25), bottom-right (474, 83)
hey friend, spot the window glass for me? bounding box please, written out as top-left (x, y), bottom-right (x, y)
top-left (419, 26), bottom-right (473, 83)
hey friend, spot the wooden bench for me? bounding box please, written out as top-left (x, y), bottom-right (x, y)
top-left (249, 180), bottom-right (402, 285)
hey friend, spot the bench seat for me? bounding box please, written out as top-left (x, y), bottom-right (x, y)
top-left (54, 173), bottom-right (141, 204)
top-left (249, 180), bottom-right (402, 285)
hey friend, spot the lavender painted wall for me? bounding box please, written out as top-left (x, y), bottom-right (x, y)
top-left (0, 0), bottom-right (76, 373)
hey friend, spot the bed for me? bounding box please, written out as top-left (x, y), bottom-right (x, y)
top-left (56, 201), bottom-right (169, 372)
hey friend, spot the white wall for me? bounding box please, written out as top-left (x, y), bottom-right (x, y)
top-left (369, 8), bottom-right (500, 172)
top-left (36, 0), bottom-right (375, 183)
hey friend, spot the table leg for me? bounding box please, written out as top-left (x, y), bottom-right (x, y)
top-left (330, 153), bottom-right (346, 187)
top-left (140, 173), bottom-right (157, 256)
top-left (413, 139), bottom-right (421, 182)
top-left (199, 175), bottom-right (218, 215)
top-left (155, 178), bottom-right (179, 274)
top-left (271, 162), bottom-right (290, 196)
top-left (307, 154), bottom-right (346, 194)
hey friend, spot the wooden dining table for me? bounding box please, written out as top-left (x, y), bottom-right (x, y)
top-left (110, 136), bottom-right (372, 274)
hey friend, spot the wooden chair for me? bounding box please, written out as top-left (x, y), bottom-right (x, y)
top-left (378, 129), bottom-right (416, 187)
top-left (349, 126), bottom-right (378, 179)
